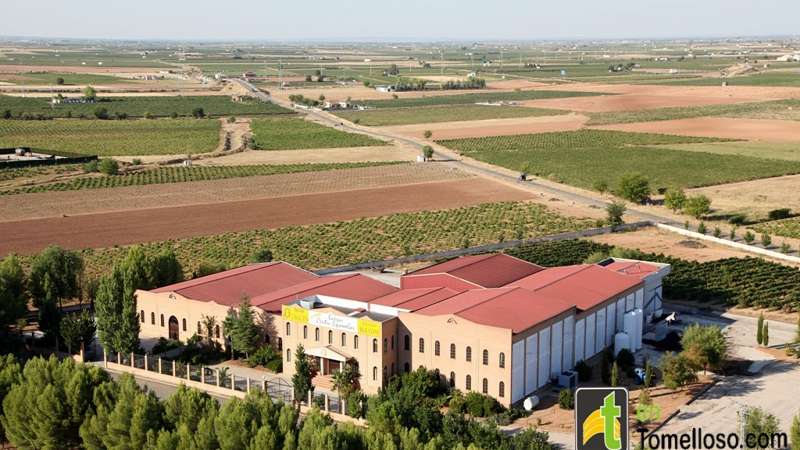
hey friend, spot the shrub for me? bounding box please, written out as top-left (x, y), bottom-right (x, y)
top-left (617, 173), bottom-right (650, 203)
top-left (761, 233), bottom-right (772, 247)
top-left (83, 160), bottom-right (99, 173)
top-left (663, 188), bottom-right (687, 211)
top-left (131, 158), bottom-right (143, 166)
top-left (684, 195), bottom-right (712, 218)
top-left (697, 222), bottom-right (707, 235)
top-left (781, 242), bottom-right (792, 254)
top-left (143, 111), bottom-right (153, 120)
top-left (744, 231), bottom-right (756, 244)
top-left (713, 227), bottom-right (722, 238)
top-left (152, 337), bottom-right (182, 354)
top-left (422, 145), bottom-right (434, 160)
top-left (227, 116), bottom-right (237, 124)
top-left (730, 226), bottom-right (737, 240)
top-left (768, 208), bottom-right (792, 221)
top-left (98, 159), bottom-right (119, 175)
top-left (593, 180), bottom-right (609, 193)
top-left (463, 392), bottom-right (502, 417)
top-left (170, 112), bottom-right (179, 119)
top-left (346, 391), bottom-right (367, 418)
top-left (606, 201), bottom-right (626, 226)
top-left (423, 130), bottom-right (432, 139)
top-left (558, 389), bottom-right (574, 410)
top-left (94, 107), bottom-right (109, 120)
top-left (575, 360), bottom-right (592, 382)
top-left (615, 348), bottom-right (635, 376)
top-left (250, 248), bottom-right (273, 263)
top-left (247, 345), bottom-right (279, 368)
top-left (660, 352), bottom-right (697, 390)
top-left (192, 107), bottom-right (205, 118)
top-left (728, 214), bottom-right (747, 225)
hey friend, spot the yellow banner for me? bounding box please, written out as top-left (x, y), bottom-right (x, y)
top-left (357, 319), bottom-right (381, 337)
top-left (282, 306), bottom-right (309, 324)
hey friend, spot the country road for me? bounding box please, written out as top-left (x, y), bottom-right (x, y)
top-left (233, 78), bottom-right (681, 226)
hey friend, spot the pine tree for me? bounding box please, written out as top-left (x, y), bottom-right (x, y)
top-left (0, 354), bottom-right (21, 443)
top-left (763, 321), bottom-right (769, 347)
top-left (757, 313), bottom-right (764, 345)
top-left (0, 255), bottom-right (28, 331)
top-left (229, 296), bottom-right (260, 358)
top-left (60, 309), bottom-right (96, 354)
top-left (292, 344), bottom-right (315, 404)
top-left (28, 246), bottom-right (84, 344)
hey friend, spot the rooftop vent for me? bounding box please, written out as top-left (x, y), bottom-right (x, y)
top-left (298, 296), bottom-right (321, 310)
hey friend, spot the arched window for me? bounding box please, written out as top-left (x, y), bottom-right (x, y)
top-left (404, 334), bottom-right (410, 351)
top-left (286, 349), bottom-right (291, 362)
top-left (354, 335), bottom-right (359, 349)
top-left (372, 339), bottom-right (378, 353)
top-left (139, 310), bottom-right (144, 323)
top-left (482, 378), bottom-right (488, 394)
top-left (391, 335), bottom-right (395, 349)
top-left (315, 327), bottom-right (320, 341)
top-left (182, 318), bottom-right (186, 331)
top-left (341, 333), bottom-right (347, 347)
top-left (418, 338), bottom-right (425, 353)
top-left (466, 375), bottom-right (472, 390)
top-left (277, 337), bottom-right (282, 351)
top-left (383, 338), bottom-right (388, 352)
top-left (373, 366), bottom-right (378, 381)
top-left (404, 362), bottom-right (409, 373)
top-left (499, 382), bottom-right (505, 398)
top-left (466, 346), bottom-right (472, 362)
top-left (215, 325), bottom-right (220, 338)
top-left (383, 366), bottom-right (388, 381)
top-left (151, 312), bottom-right (155, 325)
top-left (449, 372), bottom-right (455, 387)
top-left (482, 349), bottom-right (489, 365)
top-left (499, 352), bottom-right (506, 368)
top-left (450, 344), bottom-right (456, 359)
top-left (286, 322), bottom-right (293, 336)
top-left (160, 314), bottom-right (164, 327)
top-left (328, 330), bottom-right (333, 344)
top-left (303, 325), bottom-right (308, 339)
top-left (435, 341), bottom-right (441, 356)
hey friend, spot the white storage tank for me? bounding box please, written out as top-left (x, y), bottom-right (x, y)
top-left (614, 332), bottom-right (631, 357)
top-left (634, 308), bottom-right (644, 351)
top-left (623, 311), bottom-right (636, 351)
top-left (523, 395), bottom-right (540, 411)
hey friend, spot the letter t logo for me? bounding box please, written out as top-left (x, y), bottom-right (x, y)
top-left (600, 393), bottom-right (621, 450)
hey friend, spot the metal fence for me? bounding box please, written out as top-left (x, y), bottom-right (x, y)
top-left (104, 351), bottom-right (337, 411)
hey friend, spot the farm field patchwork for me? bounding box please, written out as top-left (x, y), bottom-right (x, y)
top-left (653, 141), bottom-right (800, 162)
top-left (0, 119), bottom-right (221, 156)
top-left (0, 72), bottom-right (132, 85)
top-left (9, 201), bottom-right (590, 278)
top-left (0, 94), bottom-right (294, 118)
top-left (438, 129), bottom-right (800, 190)
top-left (251, 116), bottom-right (384, 150)
top-left (593, 117), bottom-right (800, 142)
top-left (651, 71), bottom-right (800, 87)
top-left (349, 89), bottom-right (606, 109)
top-left (383, 114), bottom-right (588, 140)
top-left (0, 161), bottom-right (398, 195)
top-left (333, 104), bottom-right (566, 126)
top-left (585, 99), bottom-right (799, 125)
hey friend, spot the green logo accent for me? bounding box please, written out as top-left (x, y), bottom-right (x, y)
top-left (600, 393), bottom-right (622, 450)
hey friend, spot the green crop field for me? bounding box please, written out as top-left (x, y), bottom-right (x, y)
top-left (0, 162), bottom-right (398, 195)
top-left (586, 99), bottom-right (799, 125)
top-left (753, 218), bottom-right (800, 240)
top-left (334, 104), bottom-right (566, 126)
top-left (0, 119), bottom-right (221, 156)
top-left (653, 141), bottom-right (800, 162)
top-left (41, 201), bottom-right (592, 278)
top-left (651, 71), bottom-right (800, 87)
top-left (0, 95), bottom-right (294, 119)
top-left (0, 72), bottom-right (133, 86)
top-left (438, 129), bottom-right (800, 190)
top-left (251, 116), bottom-right (384, 150)
top-left (350, 90), bottom-right (606, 109)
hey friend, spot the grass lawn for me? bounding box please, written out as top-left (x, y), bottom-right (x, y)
top-left (438, 129), bottom-right (800, 191)
top-left (251, 116), bottom-right (383, 150)
top-left (653, 141), bottom-right (800, 162)
top-left (585, 99), bottom-right (800, 125)
top-left (0, 119), bottom-right (221, 156)
top-left (334, 104), bottom-right (566, 126)
top-left (351, 90), bottom-right (606, 109)
top-left (0, 95), bottom-right (294, 119)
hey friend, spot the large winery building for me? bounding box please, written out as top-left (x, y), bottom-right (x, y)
top-left (136, 254), bottom-right (669, 406)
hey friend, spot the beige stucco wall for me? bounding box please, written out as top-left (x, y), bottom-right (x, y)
top-left (398, 312), bottom-right (514, 406)
top-left (136, 290), bottom-right (231, 350)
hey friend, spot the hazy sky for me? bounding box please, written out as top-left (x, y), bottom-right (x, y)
top-left (4, 0), bottom-right (799, 41)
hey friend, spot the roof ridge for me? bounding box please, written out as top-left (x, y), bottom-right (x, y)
top-left (161, 261), bottom-right (281, 292)
top-left (452, 287), bottom-right (516, 315)
top-left (406, 253), bottom-right (494, 276)
top-left (527, 264), bottom-right (592, 291)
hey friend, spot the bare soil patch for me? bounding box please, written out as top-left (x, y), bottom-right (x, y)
top-left (383, 113), bottom-right (588, 140)
top-left (0, 64), bottom-right (166, 74)
top-left (593, 117), bottom-right (800, 142)
top-left (688, 174), bottom-right (800, 219)
top-left (522, 93), bottom-right (763, 112)
top-left (0, 177), bottom-right (533, 255)
top-left (588, 227), bottom-right (760, 262)
top-left (199, 145), bottom-right (417, 165)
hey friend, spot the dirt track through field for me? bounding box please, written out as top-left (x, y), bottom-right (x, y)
top-left (592, 117), bottom-right (800, 142)
top-left (0, 177), bottom-right (532, 255)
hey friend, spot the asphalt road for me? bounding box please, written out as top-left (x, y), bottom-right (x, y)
top-left (106, 369), bottom-right (232, 403)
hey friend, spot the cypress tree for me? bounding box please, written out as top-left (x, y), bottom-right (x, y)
top-left (757, 313), bottom-right (764, 345)
top-left (292, 344), bottom-right (315, 404)
top-left (763, 321), bottom-right (770, 347)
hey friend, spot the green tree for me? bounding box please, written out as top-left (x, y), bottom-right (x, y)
top-left (606, 201), bottom-right (626, 226)
top-left (29, 246), bottom-right (84, 344)
top-left (250, 248), bottom-right (274, 263)
top-left (94, 107), bottom-right (109, 120)
top-left (0, 254), bottom-right (28, 331)
top-left (2, 356), bottom-right (108, 450)
top-left (744, 231), bottom-right (756, 244)
top-left (422, 145), bottom-right (434, 160)
top-left (162, 384), bottom-right (219, 450)
top-left (60, 309), bottom-right (96, 354)
top-left (663, 188), bottom-right (687, 211)
top-left (761, 233), bottom-right (772, 248)
top-left (757, 313), bottom-right (764, 345)
top-left (424, 130), bottom-right (433, 139)
top-left (332, 360), bottom-right (361, 398)
top-left (763, 321), bottom-right (769, 347)
top-left (83, 85), bottom-right (97, 100)
top-left (644, 359), bottom-right (654, 388)
top-left (742, 407), bottom-right (780, 450)
top-left (0, 354), bottom-right (22, 443)
top-left (617, 173), bottom-right (650, 203)
top-left (292, 344), bottom-right (315, 404)
top-left (192, 107), bottom-right (205, 118)
top-left (98, 158), bottom-right (119, 175)
top-left (683, 195), bottom-right (712, 219)
top-left (224, 296), bottom-right (260, 358)
top-left (150, 248), bottom-right (183, 287)
top-left (660, 351), bottom-right (697, 390)
top-left (681, 323), bottom-right (728, 372)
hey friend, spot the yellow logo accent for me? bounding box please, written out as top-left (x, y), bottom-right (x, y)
top-left (357, 319), bottom-right (381, 337)
top-left (282, 306), bottom-right (309, 324)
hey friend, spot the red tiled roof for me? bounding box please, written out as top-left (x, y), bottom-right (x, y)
top-left (604, 261), bottom-right (660, 279)
top-left (404, 253), bottom-right (544, 288)
top-left (253, 273), bottom-right (398, 312)
top-left (509, 265), bottom-right (642, 311)
top-left (151, 262), bottom-right (317, 307)
top-left (371, 287), bottom-right (461, 311)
